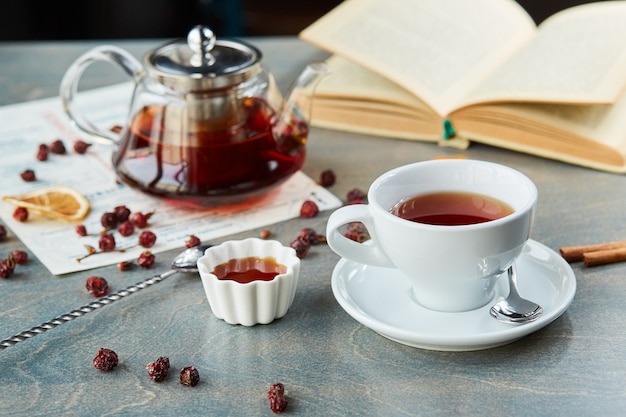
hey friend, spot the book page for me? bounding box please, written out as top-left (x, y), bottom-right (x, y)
top-left (314, 56), bottom-right (433, 113)
top-left (300, 0), bottom-right (536, 116)
top-left (463, 1), bottom-right (626, 106)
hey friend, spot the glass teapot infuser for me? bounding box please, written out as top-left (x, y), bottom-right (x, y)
top-left (60, 26), bottom-right (329, 203)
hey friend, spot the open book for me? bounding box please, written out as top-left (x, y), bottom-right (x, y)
top-left (299, 0), bottom-right (626, 173)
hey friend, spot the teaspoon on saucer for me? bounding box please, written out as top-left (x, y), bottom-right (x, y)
top-left (490, 264), bottom-right (543, 324)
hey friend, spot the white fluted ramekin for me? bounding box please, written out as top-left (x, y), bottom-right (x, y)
top-left (197, 238), bottom-right (300, 326)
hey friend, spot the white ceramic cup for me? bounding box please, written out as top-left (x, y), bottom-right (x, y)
top-left (326, 159), bottom-right (538, 312)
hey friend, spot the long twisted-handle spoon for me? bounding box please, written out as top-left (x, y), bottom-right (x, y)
top-left (0, 245), bottom-right (209, 350)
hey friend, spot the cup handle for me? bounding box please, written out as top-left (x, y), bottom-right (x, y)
top-left (59, 45), bottom-right (144, 144)
top-left (326, 204), bottom-right (395, 268)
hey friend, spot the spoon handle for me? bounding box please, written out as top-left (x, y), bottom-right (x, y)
top-left (0, 269), bottom-right (178, 350)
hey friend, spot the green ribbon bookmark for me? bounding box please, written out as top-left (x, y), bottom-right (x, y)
top-left (442, 118), bottom-right (456, 140)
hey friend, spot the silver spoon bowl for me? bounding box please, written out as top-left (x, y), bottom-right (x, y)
top-left (0, 244), bottom-right (211, 350)
top-left (490, 264), bottom-right (543, 323)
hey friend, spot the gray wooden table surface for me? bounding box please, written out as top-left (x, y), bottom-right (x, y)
top-left (0, 37), bottom-right (624, 416)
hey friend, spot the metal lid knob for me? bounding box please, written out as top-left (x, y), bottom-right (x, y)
top-left (145, 25), bottom-right (263, 91)
top-left (187, 25), bottom-right (216, 67)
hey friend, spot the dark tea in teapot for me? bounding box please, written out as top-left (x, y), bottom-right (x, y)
top-left (114, 97), bottom-right (308, 199)
top-left (61, 25), bottom-right (329, 203)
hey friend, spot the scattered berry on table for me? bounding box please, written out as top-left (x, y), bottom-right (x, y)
top-left (73, 139), bottom-right (91, 154)
top-left (260, 229), bottom-right (272, 239)
top-left (113, 205), bottom-right (131, 223)
top-left (11, 250), bottom-right (28, 265)
top-left (267, 382), bottom-right (288, 413)
top-left (346, 188), bottom-right (367, 204)
top-left (49, 139), bottom-right (67, 154)
top-left (86, 276), bottom-right (109, 297)
top-left (300, 200), bottom-right (319, 218)
top-left (319, 169), bottom-right (336, 187)
top-left (179, 366), bottom-right (200, 387)
top-left (146, 356), bottom-right (170, 382)
top-left (20, 169), bottom-right (36, 182)
top-left (117, 260), bottom-right (134, 271)
top-left (130, 211), bottom-right (153, 229)
top-left (297, 227), bottom-right (326, 245)
top-left (93, 347), bottom-right (118, 371)
top-left (269, 395), bottom-right (288, 414)
top-left (36, 143), bottom-right (49, 161)
top-left (290, 238), bottom-right (311, 259)
top-left (13, 207), bottom-right (28, 222)
top-left (185, 235), bottom-right (201, 248)
top-left (100, 212), bottom-right (118, 230)
top-left (75, 224), bottom-right (88, 236)
top-left (343, 222), bottom-right (370, 243)
top-left (137, 251), bottom-right (155, 269)
top-left (98, 233), bottom-right (116, 252)
top-left (138, 231), bottom-right (157, 248)
top-left (117, 220), bottom-right (135, 237)
top-left (0, 258), bottom-right (16, 279)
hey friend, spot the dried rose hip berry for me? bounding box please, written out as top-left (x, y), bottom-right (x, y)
top-left (73, 140), bottom-right (91, 154)
top-left (49, 139), bottom-right (67, 154)
top-left (130, 211), bottom-right (153, 228)
top-left (117, 260), bottom-right (134, 271)
top-left (0, 258), bottom-right (15, 279)
top-left (20, 169), bottom-right (36, 182)
top-left (0, 224), bottom-right (7, 242)
top-left (75, 224), bottom-right (88, 236)
top-left (98, 233), bottom-right (116, 252)
top-left (346, 188), bottom-right (367, 203)
top-left (86, 276), bottom-right (109, 297)
top-left (138, 230), bottom-right (157, 248)
top-left (117, 220), bottom-right (135, 237)
top-left (113, 205), bottom-right (131, 223)
top-left (179, 366), bottom-right (200, 387)
top-left (93, 347), bottom-right (118, 371)
top-left (267, 382), bottom-right (288, 413)
top-left (343, 222), bottom-right (370, 243)
top-left (290, 238), bottom-right (311, 259)
top-left (36, 143), bottom-right (49, 161)
top-left (10, 250), bottom-right (28, 265)
top-left (185, 235), bottom-right (201, 248)
top-left (300, 200), bottom-right (319, 218)
top-left (297, 227), bottom-right (326, 245)
top-left (13, 207), bottom-right (28, 222)
top-left (137, 251), bottom-right (155, 269)
top-left (100, 212), bottom-right (118, 230)
top-left (146, 356), bottom-right (170, 382)
top-left (319, 169), bottom-right (336, 187)
top-left (269, 396), bottom-right (288, 414)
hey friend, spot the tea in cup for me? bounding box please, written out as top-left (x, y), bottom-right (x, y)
top-left (326, 159), bottom-right (537, 312)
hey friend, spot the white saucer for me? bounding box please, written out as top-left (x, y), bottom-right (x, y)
top-left (331, 239), bottom-right (576, 351)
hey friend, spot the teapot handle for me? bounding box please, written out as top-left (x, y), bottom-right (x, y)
top-left (59, 45), bottom-right (144, 144)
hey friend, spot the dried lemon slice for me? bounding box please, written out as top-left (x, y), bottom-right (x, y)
top-left (2, 185), bottom-right (90, 222)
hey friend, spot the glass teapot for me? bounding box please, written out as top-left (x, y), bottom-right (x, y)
top-left (60, 26), bottom-right (329, 203)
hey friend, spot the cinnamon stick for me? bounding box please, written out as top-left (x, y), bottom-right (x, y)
top-left (559, 240), bottom-right (626, 262)
top-left (583, 247), bottom-right (626, 267)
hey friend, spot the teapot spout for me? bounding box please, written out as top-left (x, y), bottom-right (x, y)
top-left (273, 62), bottom-right (331, 154)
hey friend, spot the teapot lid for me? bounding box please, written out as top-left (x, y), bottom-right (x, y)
top-left (145, 25), bottom-right (263, 91)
